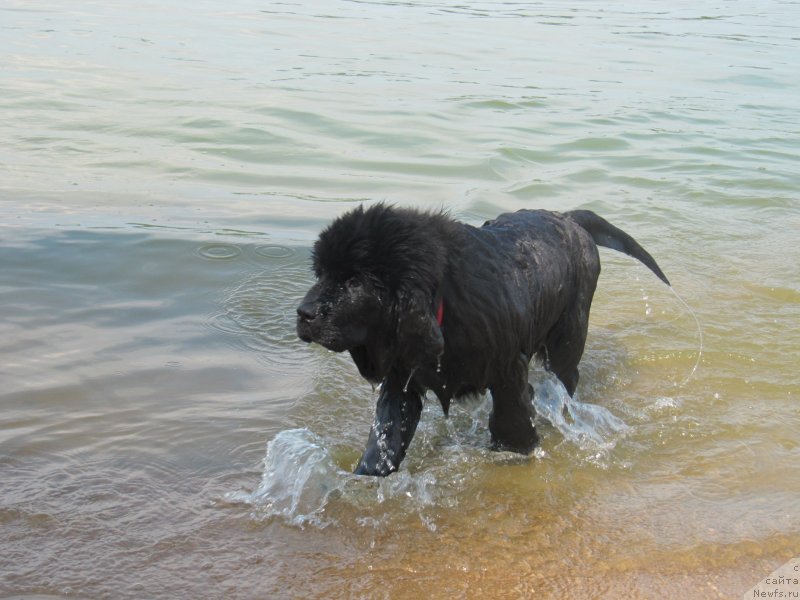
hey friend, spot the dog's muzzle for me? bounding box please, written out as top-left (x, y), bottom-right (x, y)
top-left (296, 301), bottom-right (317, 343)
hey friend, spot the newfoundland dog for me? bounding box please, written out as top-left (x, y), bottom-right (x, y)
top-left (297, 204), bottom-right (669, 476)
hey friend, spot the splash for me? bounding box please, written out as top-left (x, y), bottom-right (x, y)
top-left (376, 469), bottom-right (439, 507)
top-left (225, 429), bottom-right (346, 527)
top-left (532, 375), bottom-right (630, 455)
top-left (224, 380), bottom-right (633, 528)
top-left (668, 284), bottom-right (704, 387)
top-left (225, 427), bottom-right (456, 531)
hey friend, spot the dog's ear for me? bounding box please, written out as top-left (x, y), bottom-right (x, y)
top-left (394, 289), bottom-right (444, 369)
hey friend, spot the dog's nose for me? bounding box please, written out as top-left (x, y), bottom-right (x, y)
top-left (296, 302), bottom-right (317, 322)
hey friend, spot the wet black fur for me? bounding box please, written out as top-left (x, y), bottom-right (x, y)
top-left (297, 204), bottom-right (669, 476)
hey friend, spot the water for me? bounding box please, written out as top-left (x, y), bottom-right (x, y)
top-left (225, 428), bottom-right (346, 528)
top-left (225, 381), bottom-right (631, 531)
top-left (532, 374), bottom-right (631, 458)
top-left (1, 0), bottom-right (799, 598)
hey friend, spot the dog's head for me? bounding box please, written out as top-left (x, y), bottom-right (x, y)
top-left (297, 204), bottom-right (447, 382)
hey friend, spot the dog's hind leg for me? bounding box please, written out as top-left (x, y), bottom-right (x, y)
top-left (488, 353), bottom-right (538, 453)
top-left (354, 377), bottom-right (423, 477)
top-left (540, 303), bottom-right (591, 397)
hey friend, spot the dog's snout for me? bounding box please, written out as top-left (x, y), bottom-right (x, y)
top-left (297, 301), bottom-right (317, 322)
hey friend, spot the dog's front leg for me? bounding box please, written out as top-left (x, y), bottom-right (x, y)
top-left (354, 378), bottom-right (422, 477)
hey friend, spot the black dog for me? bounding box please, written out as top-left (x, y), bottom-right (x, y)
top-left (297, 204), bottom-right (669, 476)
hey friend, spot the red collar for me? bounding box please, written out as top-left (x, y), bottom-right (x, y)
top-left (435, 298), bottom-right (444, 327)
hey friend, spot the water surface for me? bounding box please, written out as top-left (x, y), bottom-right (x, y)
top-left (1, 1), bottom-right (799, 598)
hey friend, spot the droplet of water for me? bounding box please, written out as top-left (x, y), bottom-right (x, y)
top-left (403, 368), bottom-right (417, 393)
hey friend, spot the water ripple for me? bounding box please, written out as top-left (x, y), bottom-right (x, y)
top-left (207, 262), bottom-right (312, 368)
top-left (197, 243), bottom-right (242, 260)
top-left (253, 244), bottom-right (295, 259)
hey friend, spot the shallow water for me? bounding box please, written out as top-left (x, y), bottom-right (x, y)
top-left (1, 1), bottom-right (799, 598)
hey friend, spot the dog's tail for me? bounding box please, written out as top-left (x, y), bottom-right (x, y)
top-left (566, 210), bottom-right (670, 286)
